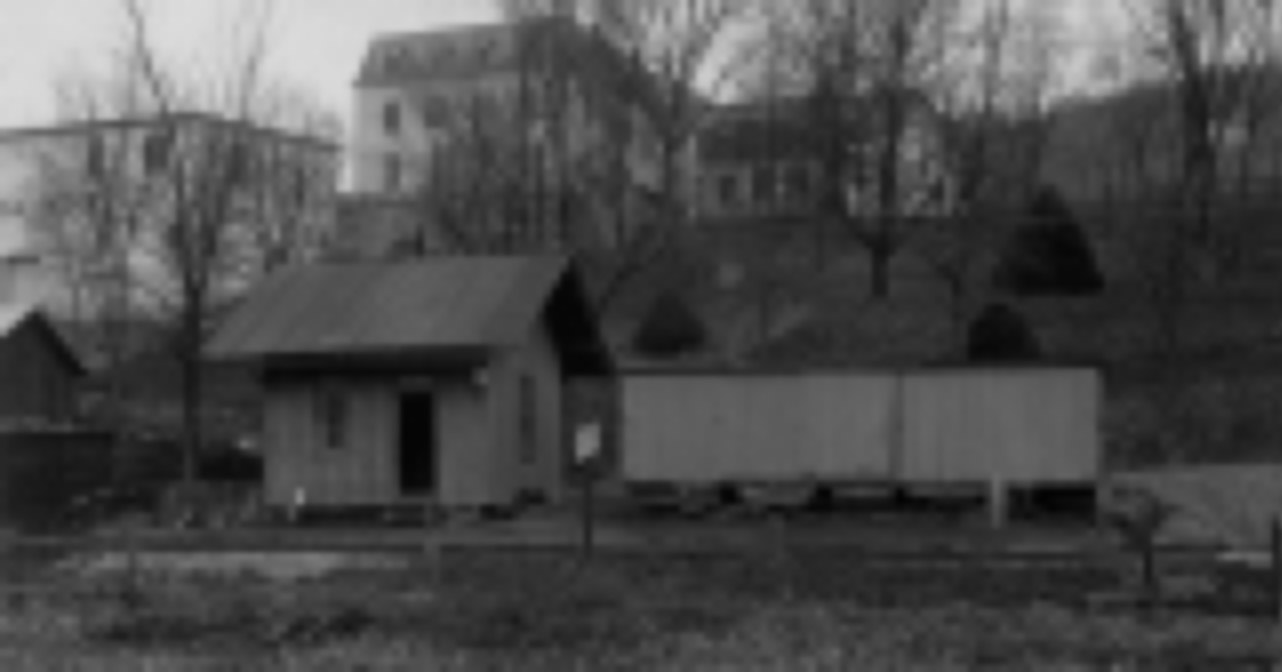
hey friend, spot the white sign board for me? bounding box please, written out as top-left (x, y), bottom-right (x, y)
top-left (575, 423), bottom-right (602, 464)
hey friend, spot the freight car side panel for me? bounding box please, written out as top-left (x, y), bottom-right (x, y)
top-left (621, 375), bottom-right (898, 483)
top-left (899, 370), bottom-right (1099, 483)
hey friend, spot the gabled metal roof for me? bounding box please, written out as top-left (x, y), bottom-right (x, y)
top-left (207, 256), bottom-right (612, 376)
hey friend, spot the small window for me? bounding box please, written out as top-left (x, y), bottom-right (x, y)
top-left (420, 95), bottom-right (452, 127)
top-left (785, 164), bottom-right (812, 201)
top-left (227, 138), bottom-right (252, 186)
top-left (142, 131), bottom-right (172, 175)
top-left (751, 165), bottom-right (775, 205)
top-left (383, 101), bottom-right (402, 136)
top-left (85, 136), bottom-right (105, 177)
top-left (384, 153), bottom-right (403, 193)
top-left (519, 375), bottom-right (537, 466)
top-left (315, 387), bottom-right (348, 450)
top-left (718, 173), bottom-right (740, 208)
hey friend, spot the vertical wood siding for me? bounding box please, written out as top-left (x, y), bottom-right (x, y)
top-left (489, 321), bottom-right (564, 503)
top-left (900, 369), bottom-right (1099, 483)
top-left (622, 369), bottom-right (1099, 485)
top-left (438, 385), bottom-right (491, 506)
top-left (804, 374), bottom-right (899, 480)
top-left (257, 323), bottom-right (569, 507)
top-left (263, 380), bottom-right (396, 506)
top-left (622, 375), bottom-right (899, 482)
top-left (262, 364), bottom-right (560, 509)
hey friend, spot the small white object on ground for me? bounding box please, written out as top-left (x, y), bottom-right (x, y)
top-left (575, 423), bottom-right (601, 464)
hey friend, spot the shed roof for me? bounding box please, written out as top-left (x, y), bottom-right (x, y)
top-left (207, 256), bottom-right (611, 376)
top-left (0, 304), bottom-right (86, 376)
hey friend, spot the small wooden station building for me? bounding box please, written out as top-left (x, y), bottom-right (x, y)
top-left (207, 257), bottom-right (612, 511)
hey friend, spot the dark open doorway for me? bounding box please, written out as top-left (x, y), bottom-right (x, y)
top-left (399, 392), bottom-right (437, 495)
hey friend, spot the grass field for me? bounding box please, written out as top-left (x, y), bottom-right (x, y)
top-left (1, 542), bottom-right (1280, 670)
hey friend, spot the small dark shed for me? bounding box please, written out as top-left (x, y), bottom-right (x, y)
top-left (207, 256), bottom-right (612, 509)
top-left (0, 305), bottom-right (84, 425)
top-left (0, 304), bottom-right (105, 530)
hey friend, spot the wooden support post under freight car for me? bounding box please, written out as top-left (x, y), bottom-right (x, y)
top-left (988, 477), bottom-right (1009, 530)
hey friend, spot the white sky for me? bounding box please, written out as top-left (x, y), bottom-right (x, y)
top-left (0, 0), bottom-right (1114, 132)
top-left (0, 0), bottom-right (497, 130)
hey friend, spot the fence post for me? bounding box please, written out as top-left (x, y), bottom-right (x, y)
top-left (576, 423), bottom-right (602, 563)
top-left (1272, 516), bottom-right (1281, 624)
top-left (988, 476), bottom-right (1009, 531)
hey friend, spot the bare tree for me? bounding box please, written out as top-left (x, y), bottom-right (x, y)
top-left (914, 0), bottom-right (1065, 352)
top-left (398, 3), bottom-right (752, 316)
top-left (31, 0), bottom-right (338, 485)
top-left (774, 0), bottom-right (962, 299)
top-left (412, 88), bottom-right (532, 254)
top-left (240, 84), bottom-right (342, 275)
top-left (585, 0), bottom-right (753, 226)
top-left (120, 0), bottom-right (275, 484)
top-left (1123, 0), bottom-right (1282, 281)
top-left (24, 71), bottom-right (158, 470)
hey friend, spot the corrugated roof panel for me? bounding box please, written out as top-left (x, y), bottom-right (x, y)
top-left (207, 256), bottom-right (573, 360)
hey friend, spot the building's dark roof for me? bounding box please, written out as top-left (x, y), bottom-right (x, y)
top-left (698, 98), bottom-right (821, 164)
top-left (699, 89), bottom-right (941, 165)
top-left (355, 17), bottom-right (660, 114)
top-left (0, 111), bottom-right (339, 153)
top-left (207, 256), bottom-right (612, 376)
top-left (357, 17), bottom-right (573, 87)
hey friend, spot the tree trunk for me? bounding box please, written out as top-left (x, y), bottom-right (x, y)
top-left (813, 215), bottom-right (828, 270)
top-left (869, 240), bottom-right (892, 300)
top-left (949, 272), bottom-right (968, 357)
top-left (179, 306), bottom-right (203, 485)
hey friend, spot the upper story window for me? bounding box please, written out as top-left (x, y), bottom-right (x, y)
top-left (383, 101), bottom-right (402, 136)
top-left (420, 95), bottom-right (452, 127)
top-left (85, 136), bottom-right (105, 178)
top-left (384, 153), bottom-right (403, 193)
top-left (142, 131), bottom-right (172, 176)
top-left (315, 386), bottom-right (348, 451)
top-left (227, 138), bottom-right (253, 187)
top-left (718, 173), bottom-right (740, 209)
top-left (751, 165), bottom-right (776, 205)
top-left (784, 164), bottom-right (812, 202)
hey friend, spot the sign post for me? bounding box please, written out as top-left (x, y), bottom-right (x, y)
top-left (575, 423), bottom-right (602, 562)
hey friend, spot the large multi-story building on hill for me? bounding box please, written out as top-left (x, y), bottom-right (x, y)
top-left (343, 16), bottom-right (662, 256)
top-left (0, 113), bottom-right (339, 319)
top-left (693, 95), bottom-right (955, 225)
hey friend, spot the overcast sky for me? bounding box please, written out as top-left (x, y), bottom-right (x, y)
top-left (0, 0), bottom-right (496, 130)
top-left (0, 0), bottom-right (1115, 132)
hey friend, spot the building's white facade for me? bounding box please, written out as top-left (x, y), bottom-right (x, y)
top-left (343, 18), bottom-right (662, 255)
top-left (694, 98), bottom-right (956, 223)
top-left (0, 115), bottom-right (339, 320)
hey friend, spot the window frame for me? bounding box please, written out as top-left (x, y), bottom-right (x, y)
top-left (315, 386), bottom-right (348, 451)
top-left (384, 153), bottom-right (403, 193)
top-left (518, 374), bottom-right (537, 466)
top-left (717, 172), bottom-right (740, 209)
top-left (383, 101), bottom-right (402, 136)
top-left (751, 164), bottom-right (776, 206)
top-left (142, 131), bottom-right (173, 176)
